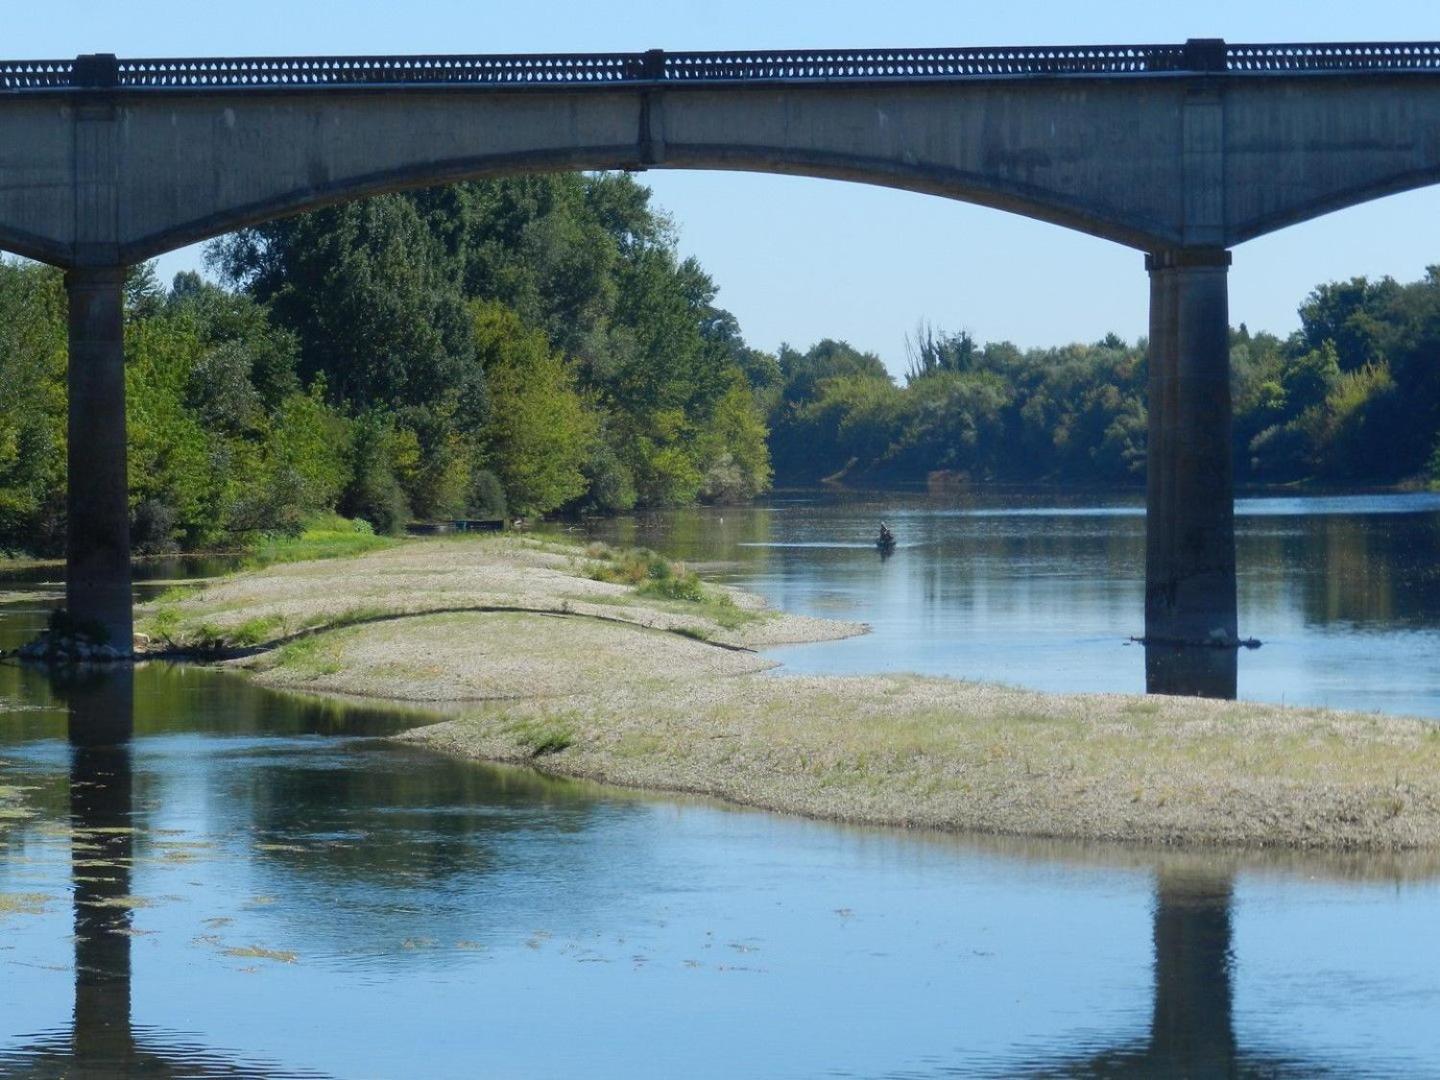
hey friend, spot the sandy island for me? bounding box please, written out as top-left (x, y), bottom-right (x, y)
top-left (129, 534), bottom-right (1440, 852)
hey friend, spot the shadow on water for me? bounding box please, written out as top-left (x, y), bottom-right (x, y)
top-left (3, 668), bottom-right (330, 1078)
top-left (1144, 643), bottom-right (1238, 700)
top-left (1016, 872), bottom-right (1338, 1077)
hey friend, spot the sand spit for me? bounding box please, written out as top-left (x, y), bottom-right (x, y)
top-left (136, 535), bottom-right (1440, 851)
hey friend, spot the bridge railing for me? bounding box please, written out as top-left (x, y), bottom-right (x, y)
top-left (1225, 42), bottom-right (1440, 71)
top-left (0, 60), bottom-right (75, 89)
top-left (3, 42), bottom-right (1440, 92)
top-left (114, 53), bottom-right (642, 88)
top-left (657, 45), bottom-right (1186, 80)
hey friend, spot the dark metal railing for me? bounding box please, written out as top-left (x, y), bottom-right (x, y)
top-left (3, 40), bottom-right (1439, 93)
top-left (657, 45), bottom-right (1187, 80)
top-left (1226, 41), bottom-right (1440, 72)
top-left (115, 53), bottom-right (643, 88)
top-left (0, 60), bottom-right (74, 89)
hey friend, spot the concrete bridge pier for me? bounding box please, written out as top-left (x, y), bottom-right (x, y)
top-left (1144, 248), bottom-right (1237, 660)
top-left (65, 267), bottom-right (132, 648)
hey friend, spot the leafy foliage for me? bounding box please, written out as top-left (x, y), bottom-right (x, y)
top-left (772, 273), bottom-right (1440, 489)
top-left (5, 180), bottom-right (1440, 559)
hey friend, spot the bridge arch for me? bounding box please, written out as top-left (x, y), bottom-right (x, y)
top-left (121, 143), bottom-right (1182, 267)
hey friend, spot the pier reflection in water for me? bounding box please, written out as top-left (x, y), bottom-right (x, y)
top-left (1, 662), bottom-right (1438, 1076)
top-left (1144, 643), bottom-right (1238, 699)
top-left (578, 490), bottom-right (1440, 716)
top-left (67, 667), bottom-right (134, 1069)
top-left (6, 670), bottom-right (325, 1078)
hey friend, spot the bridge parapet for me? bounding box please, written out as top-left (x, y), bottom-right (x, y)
top-left (0, 59), bottom-right (73, 89)
top-left (1225, 41), bottom-right (1440, 72)
top-left (4, 40), bottom-right (1440, 93)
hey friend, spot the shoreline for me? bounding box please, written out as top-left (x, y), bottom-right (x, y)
top-left (121, 534), bottom-right (1440, 852)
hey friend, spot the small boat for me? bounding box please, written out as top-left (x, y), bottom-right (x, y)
top-left (876, 525), bottom-right (896, 553)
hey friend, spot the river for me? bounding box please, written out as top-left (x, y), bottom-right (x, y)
top-left (581, 487), bottom-right (1440, 717)
top-left (2, 489), bottom-right (1439, 1077)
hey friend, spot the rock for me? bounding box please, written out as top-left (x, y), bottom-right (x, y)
top-left (132, 632), bottom-right (152, 651)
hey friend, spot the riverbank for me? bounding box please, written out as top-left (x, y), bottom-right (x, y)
top-left (133, 534), bottom-right (1440, 851)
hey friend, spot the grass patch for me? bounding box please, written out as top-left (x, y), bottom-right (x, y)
top-left (228, 613), bottom-right (289, 647)
top-left (81, 894), bottom-right (154, 910)
top-left (1122, 700), bottom-right (1165, 717)
top-left (614, 733), bottom-right (664, 758)
top-left (583, 544), bottom-right (679, 587)
top-left (504, 714), bottom-right (577, 757)
top-left (583, 542), bottom-right (761, 630)
top-left (0, 784), bottom-right (32, 830)
top-left (324, 604), bottom-right (391, 630)
top-left (224, 945), bottom-right (298, 963)
top-left (146, 606), bottom-right (181, 645)
top-left (637, 574), bottom-right (707, 603)
top-left (243, 514), bottom-right (398, 569)
top-left (152, 584), bottom-right (198, 606)
top-left (272, 635), bottom-right (344, 677)
top-left (0, 893), bottom-right (52, 918)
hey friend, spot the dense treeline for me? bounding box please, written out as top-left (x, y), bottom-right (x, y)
top-left (770, 268), bottom-right (1440, 488)
top-left (3, 169), bottom-right (1439, 558)
top-left (0, 174), bottom-right (774, 554)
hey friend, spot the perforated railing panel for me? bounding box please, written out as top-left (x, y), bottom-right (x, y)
top-left (657, 45), bottom-right (1185, 80)
top-left (1226, 42), bottom-right (1440, 72)
top-left (115, 53), bottom-right (642, 88)
top-left (2, 43), bottom-right (1439, 92)
top-left (0, 60), bottom-right (74, 89)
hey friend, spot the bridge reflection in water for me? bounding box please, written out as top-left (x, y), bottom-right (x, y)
top-left (0, 670), bottom-right (1367, 1075)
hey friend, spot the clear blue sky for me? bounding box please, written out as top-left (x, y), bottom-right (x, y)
top-left (9, 1), bottom-right (1440, 374)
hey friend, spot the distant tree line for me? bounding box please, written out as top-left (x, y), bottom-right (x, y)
top-left (2, 170), bottom-right (1438, 558)
top-left (768, 268), bottom-right (1440, 489)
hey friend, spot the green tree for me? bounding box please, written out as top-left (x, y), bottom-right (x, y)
top-left (0, 261), bottom-right (67, 554)
top-left (471, 301), bottom-right (595, 517)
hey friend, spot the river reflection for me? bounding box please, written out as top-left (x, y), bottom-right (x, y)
top-left (1144, 643), bottom-right (1238, 699)
top-left (4, 669), bottom-right (325, 1077)
top-left (576, 489), bottom-right (1440, 716)
top-left (1, 665), bottom-right (1438, 1076)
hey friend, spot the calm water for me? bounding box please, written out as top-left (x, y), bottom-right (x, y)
top-left (580, 488), bottom-right (1440, 717)
top-left (2, 490), bottom-right (1440, 1077)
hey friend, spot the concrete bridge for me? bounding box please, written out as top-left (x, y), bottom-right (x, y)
top-left (3, 39), bottom-right (1439, 685)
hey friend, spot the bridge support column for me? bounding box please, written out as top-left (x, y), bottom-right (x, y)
top-left (65, 267), bottom-right (132, 648)
top-left (1144, 248), bottom-right (1236, 658)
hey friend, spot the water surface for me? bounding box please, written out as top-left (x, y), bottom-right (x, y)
top-left (3, 490), bottom-right (1440, 1076)
top-left (579, 488), bottom-right (1440, 716)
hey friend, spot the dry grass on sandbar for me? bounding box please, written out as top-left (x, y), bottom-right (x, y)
top-left (134, 534), bottom-right (1440, 852)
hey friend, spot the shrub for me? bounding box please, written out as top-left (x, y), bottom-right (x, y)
top-left (469, 468), bottom-right (507, 520)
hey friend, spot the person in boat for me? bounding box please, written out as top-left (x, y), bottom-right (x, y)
top-left (877, 521), bottom-right (895, 548)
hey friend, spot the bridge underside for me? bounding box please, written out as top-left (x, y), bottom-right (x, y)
top-left (4, 45), bottom-right (1437, 694)
top-left (6, 71), bottom-right (1440, 265)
